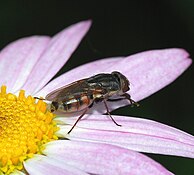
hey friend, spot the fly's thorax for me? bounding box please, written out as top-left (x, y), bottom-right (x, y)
top-left (92, 92), bottom-right (103, 99)
top-left (92, 92), bottom-right (104, 103)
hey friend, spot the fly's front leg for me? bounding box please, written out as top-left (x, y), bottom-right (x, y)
top-left (103, 100), bottom-right (121, 127)
top-left (34, 97), bottom-right (45, 100)
top-left (107, 93), bottom-right (139, 107)
top-left (107, 98), bottom-right (125, 102)
top-left (121, 93), bottom-right (139, 107)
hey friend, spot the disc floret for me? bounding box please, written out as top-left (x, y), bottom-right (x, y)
top-left (0, 86), bottom-right (59, 174)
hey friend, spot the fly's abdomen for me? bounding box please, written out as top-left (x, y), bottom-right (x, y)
top-left (59, 94), bottom-right (93, 113)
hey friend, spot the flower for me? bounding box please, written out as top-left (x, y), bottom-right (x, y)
top-left (0, 20), bottom-right (193, 175)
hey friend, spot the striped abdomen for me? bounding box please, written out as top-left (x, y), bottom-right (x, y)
top-left (51, 93), bottom-right (94, 113)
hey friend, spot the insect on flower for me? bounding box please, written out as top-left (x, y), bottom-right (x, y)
top-left (35, 71), bottom-right (138, 134)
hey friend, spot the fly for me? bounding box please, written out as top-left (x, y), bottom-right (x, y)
top-left (35, 71), bottom-right (138, 134)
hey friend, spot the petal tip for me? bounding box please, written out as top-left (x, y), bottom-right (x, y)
top-left (82, 19), bottom-right (92, 25)
top-left (169, 48), bottom-right (190, 59)
top-left (79, 19), bottom-right (92, 31)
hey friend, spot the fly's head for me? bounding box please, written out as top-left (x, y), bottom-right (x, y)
top-left (111, 71), bottom-right (130, 94)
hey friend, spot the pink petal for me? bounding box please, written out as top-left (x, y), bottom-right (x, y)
top-left (24, 154), bottom-right (87, 175)
top-left (44, 140), bottom-right (173, 175)
top-left (92, 49), bottom-right (192, 113)
top-left (0, 36), bottom-right (50, 93)
top-left (56, 114), bottom-right (194, 158)
top-left (22, 20), bottom-right (91, 94)
top-left (40, 48), bottom-right (191, 114)
top-left (118, 49), bottom-right (191, 101)
top-left (38, 57), bottom-right (122, 97)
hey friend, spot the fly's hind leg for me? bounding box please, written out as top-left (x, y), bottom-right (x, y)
top-left (67, 108), bottom-right (88, 134)
top-left (103, 100), bottom-right (121, 127)
top-left (67, 101), bottom-right (94, 134)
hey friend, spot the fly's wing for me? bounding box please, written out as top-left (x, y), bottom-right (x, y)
top-left (45, 79), bottom-right (90, 102)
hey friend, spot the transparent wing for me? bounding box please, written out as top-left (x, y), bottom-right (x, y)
top-left (45, 79), bottom-right (89, 101)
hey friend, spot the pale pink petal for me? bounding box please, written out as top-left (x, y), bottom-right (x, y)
top-left (56, 114), bottom-right (194, 158)
top-left (44, 140), bottom-right (173, 175)
top-left (116, 49), bottom-right (191, 101)
top-left (22, 20), bottom-right (92, 95)
top-left (91, 49), bottom-right (192, 113)
top-left (24, 154), bottom-right (87, 175)
top-left (39, 48), bottom-right (191, 114)
top-left (38, 57), bottom-right (122, 97)
top-left (88, 54), bottom-right (192, 114)
top-left (0, 36), bottom-right (50, 93)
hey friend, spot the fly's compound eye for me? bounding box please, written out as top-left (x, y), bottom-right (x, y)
top-left (111, 71), bottom-right (130, 93)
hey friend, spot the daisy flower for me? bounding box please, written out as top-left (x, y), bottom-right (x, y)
top-left (0, 20), bottom-right (193, 175)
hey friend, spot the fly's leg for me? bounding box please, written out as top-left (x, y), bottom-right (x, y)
top-left (107, 93), bottom-right (139, 107)
top-left (67, 108), bottom-right (88, 134)
top-left (107, 98), bottom-right (125, 102)
top-left (67, 102), bottom-right (94, 134)
top-left (34, 97), bottom-right (45, 100)
top-left (121, 93), bottom-right (139, 107)
top-left (103, 100), bottom-right (122, 127)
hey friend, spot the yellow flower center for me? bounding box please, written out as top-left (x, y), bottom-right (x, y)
top-left (0, 85), bottom-right (59, 174)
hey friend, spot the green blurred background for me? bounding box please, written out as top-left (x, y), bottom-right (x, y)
top-left (0, 1), bottom-right (193, 174)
